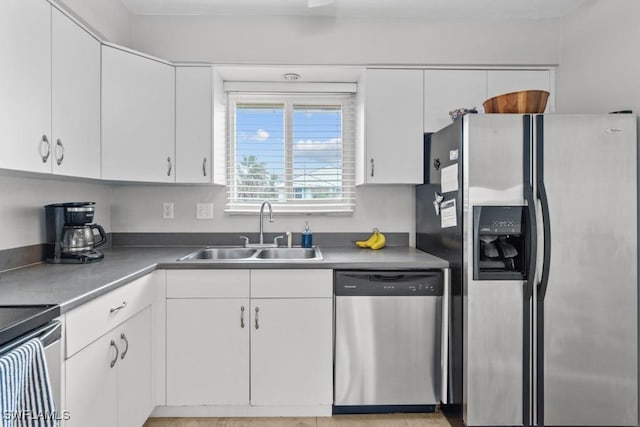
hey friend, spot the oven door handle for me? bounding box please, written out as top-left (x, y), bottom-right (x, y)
top-left (0, 320), bottom-right (62, 356)
top-left (39, 321), bottom-right (62, 347)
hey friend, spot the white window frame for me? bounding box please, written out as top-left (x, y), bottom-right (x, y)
top-left (226, 92), bottom-right (355, 214)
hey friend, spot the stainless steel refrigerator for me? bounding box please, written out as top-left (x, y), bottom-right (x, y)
top-left (416, 114), bottom-right (638, 426)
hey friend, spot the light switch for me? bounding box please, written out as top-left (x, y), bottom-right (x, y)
top-left (196, 203), bottom-right (214, 219)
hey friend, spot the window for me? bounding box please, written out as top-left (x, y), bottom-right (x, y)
top-left (227, 93), bottom-right (355, 213)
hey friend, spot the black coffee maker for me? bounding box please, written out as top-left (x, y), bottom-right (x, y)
top-left (45, 202), bottom-right (107, 263)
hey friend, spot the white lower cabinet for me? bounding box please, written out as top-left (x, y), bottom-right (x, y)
top-left (165, 269), bottom-right (333, 411)
top-left (166, 298), bottom-right (249, 405)
top-left (64, 273), bottom-right (156, 427)
top-left (250, 298), bottom-right (333, 406)
top-left (66, 307), bottom-right (152, 427)
top-left (65, 327), bottom-right (118, 427)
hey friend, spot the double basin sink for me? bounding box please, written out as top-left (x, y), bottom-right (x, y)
top-left (178, 246), bottom-right (323, 262)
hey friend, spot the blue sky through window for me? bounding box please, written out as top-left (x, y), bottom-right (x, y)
top-left (235, 103), bottom-right (343, 200)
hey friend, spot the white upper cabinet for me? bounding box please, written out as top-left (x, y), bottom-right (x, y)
top-left (357, 69), bottom-right (424, 185)
top-left (0, 0), bottom-right (52, 173)
top-left (424, 70), bottom-right (488, 133)
top-left (487, 70), bottom-right (553, 111)
top-left (424, 68), bottom-right (555, 133)
top-left (51, 8), bottom-right (101, 179)
top-left (176, 66), bottom-right (212, 183)
top-left (102, 45), bottom-right (176, 182)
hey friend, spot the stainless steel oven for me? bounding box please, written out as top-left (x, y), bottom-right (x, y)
top-left (0, 306), bottom-right (62, 411)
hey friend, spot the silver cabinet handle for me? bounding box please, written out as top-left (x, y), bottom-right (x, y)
top-left (55, 139), bottom-right (64, 166)
top-left (109, 301), bottom-right (127, 313)
top-left (254, 307), bottom-right (259, 330)
top-left (240, 305), bottom-right (245, 328)
top-left (370, 158), bottom-right (375, 177)
top-left (202, 157), bottom-right (207, 177)
top-left (40, 135), bottom-right (50, 163)
top-left (167, 156), bottom-right (172, 176)
top-left (120, 333), bottom-right (129, 360)
top-left (110, 340), bottom-right (119, 368)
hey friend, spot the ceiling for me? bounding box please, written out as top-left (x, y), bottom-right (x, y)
top-left (120, 0), bottom-right (587, 19)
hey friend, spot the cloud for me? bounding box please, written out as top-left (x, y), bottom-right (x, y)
top-left (253, 129), bottom-right (269, 141)
top-left (294, 138), bottom-right (342, 164)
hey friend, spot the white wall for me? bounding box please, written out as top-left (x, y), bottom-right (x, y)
top-left (132, 15), bottom-right (561, 65)
top-left (56, 0), bottom-right (133, 46)
top-left (0, 172), bottom-right (112, 250)
top-left (556, 0), bottom-right (640, 113)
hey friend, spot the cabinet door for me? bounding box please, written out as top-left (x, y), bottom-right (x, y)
top-left (65, 332), bottom-right (118, 427)
top-left (51, 9), bottom-right (101, 179)
top-left (250, 298), bottom-right (333, 406)
top-left (487, 70), bottom-right (552, 111)
top-left (118, 307), bottom-right (153, 427)
top-left (424, 69), bottom-right (487, 132)
top-left (102, 45), bottom-right (175, 182)
top-left (166, 298), bottom-right (250, 405)
top-left (176, 66), bottom-right (212, 183)
top-left (363, 69), bottom-right (423, 184)
top-left (0, 0), bottom-right (51, 173)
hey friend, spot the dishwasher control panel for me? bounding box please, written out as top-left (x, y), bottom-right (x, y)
top-left (334, 270), bottom-right (443, 296)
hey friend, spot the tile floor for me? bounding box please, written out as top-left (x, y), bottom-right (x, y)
top-left (144, 413), bottom-right (452, 427)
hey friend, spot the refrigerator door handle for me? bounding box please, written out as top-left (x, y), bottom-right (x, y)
top-left (440, 268), bottom-right (450, 404)
top-left (523, 115), bottom-right (537, 427)
top-left (524, 116), bottom-right (538, 299)
top-left (536, 115), bottom-right (551, 300)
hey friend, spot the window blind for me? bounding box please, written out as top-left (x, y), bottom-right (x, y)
top-left (226, 93), bottom-right (355, 214)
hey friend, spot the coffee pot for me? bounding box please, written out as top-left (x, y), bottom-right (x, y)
top-left (45, 202), bottom-right (107, 263)
top-left (61, 224), bottom-right (107, 254)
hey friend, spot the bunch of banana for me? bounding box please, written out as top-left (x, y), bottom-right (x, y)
top-left (355, 228), bottom-right (386, 250)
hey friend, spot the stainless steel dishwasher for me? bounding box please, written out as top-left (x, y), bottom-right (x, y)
top-left (334, 270), bottom-right (448, 412)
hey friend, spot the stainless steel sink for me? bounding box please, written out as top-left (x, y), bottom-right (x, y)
top-left (178, 246), bottom-right (322, 262)
top-left (178, 247), bottom-right (258, 261)
top-left (255, 247), bottom-right (320, 260)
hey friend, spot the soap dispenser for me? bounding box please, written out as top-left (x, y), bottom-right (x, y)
top-left (301, 221), bottom-right (313, 248)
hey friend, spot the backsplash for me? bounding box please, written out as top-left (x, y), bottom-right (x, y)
top-left (0, 172), bottom-right (112, 251)
top-left (110, 183), bottom-right (415, 240)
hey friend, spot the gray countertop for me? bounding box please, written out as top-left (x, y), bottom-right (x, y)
top-left (0, 246), bottom-right (448, 313)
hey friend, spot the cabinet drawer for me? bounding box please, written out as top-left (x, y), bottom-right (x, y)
top-left (66, 273), bottom-right (155, 358)
top-left (251, 270), bottom-right (332, 298)
top-left (167, 270), bottom-right (250, 298)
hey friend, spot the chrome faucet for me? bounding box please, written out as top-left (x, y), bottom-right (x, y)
top-left (240, 201), bottom-right (283, 248)
top-left (259, 200), bottom-right (274, 244)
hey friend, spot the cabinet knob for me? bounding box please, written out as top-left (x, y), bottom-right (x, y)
top-left (55, 139), bottom-right (65, 166)
top-left (370, 158), bottom-right (375, 177)
top-left (110, 340), bottom-right (119, 368)
top-left (240, 305), bottom-right (245, 328)
top-left (40, 135), bottom-right (50, 163)
top-left (167, 156), bottom-right (173, 176)
top-left (202, 157), bottom-right (207, 177)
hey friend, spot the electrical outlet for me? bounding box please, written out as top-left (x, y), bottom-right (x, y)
top-left (163, 202), bottom-right (174, 219)
top-left (196, 203), bottom-right (214, 219)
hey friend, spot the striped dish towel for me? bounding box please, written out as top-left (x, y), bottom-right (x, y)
top-left (0, 338), bottom-right (58, 427)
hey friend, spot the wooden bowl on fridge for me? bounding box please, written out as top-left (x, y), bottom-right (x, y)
top-left (483, 90), bottom-right (550, 113)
